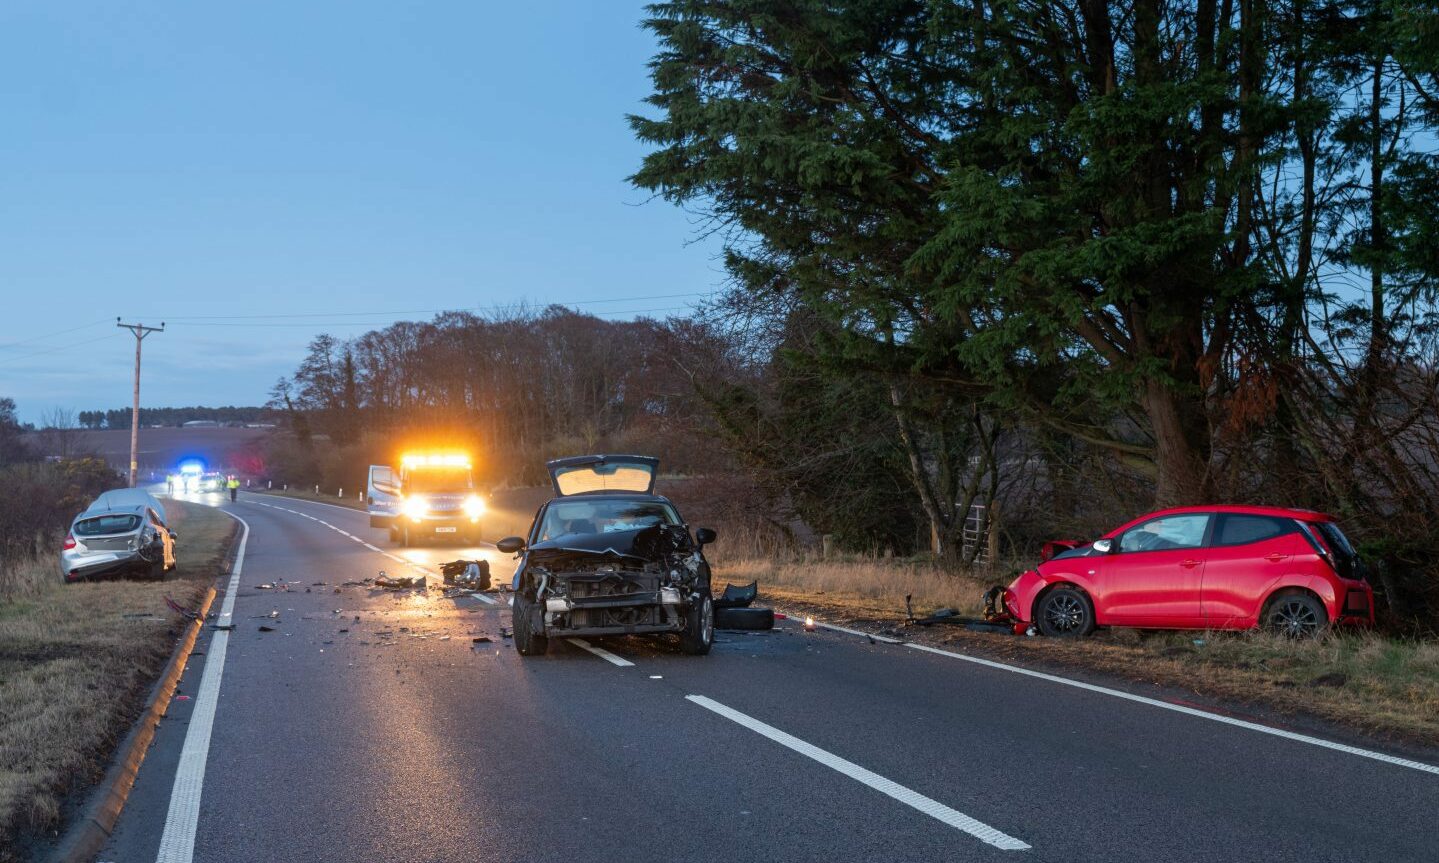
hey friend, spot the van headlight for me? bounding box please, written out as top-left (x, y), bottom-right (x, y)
top-left (402, 497), bottom-right (428, 521)
top-left (462, 495), bottom-right (485, 519)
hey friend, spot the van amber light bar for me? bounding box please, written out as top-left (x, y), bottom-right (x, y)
top-left (400, 453), bottom-right (471, 468)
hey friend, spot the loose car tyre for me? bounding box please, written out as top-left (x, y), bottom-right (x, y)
top-left (1265, 592), bottom-right (1327, 638)
top-left (1036, 586), bottom-right (1095, 638)
top-left (714, 606), bottom-right (774, 631)
top-left (680, 594), bottom-right (715, 655)
top-left (512, 594), bottom-right (548, 656)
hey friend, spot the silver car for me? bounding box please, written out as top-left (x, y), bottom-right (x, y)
top-left (61, 503), bottom-right (176, 582)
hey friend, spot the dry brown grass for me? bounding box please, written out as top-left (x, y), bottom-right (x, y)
top-left (0, 500), bottom-right (237, 856)
top-left (716, 556), bottom-right (1439, 746)
top-left (715, 555), bottom-right (994, 619)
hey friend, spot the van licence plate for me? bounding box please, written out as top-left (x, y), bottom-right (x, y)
top-left (434, 526), bottom-right (457, 533)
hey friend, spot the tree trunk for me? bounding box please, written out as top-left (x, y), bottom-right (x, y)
top-left (1142, 380), bottom-right (1211, 507)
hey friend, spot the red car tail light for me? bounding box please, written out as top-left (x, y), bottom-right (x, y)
top-left (63, 534), bottom-right (76, 550)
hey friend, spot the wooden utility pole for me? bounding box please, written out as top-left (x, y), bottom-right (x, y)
top-left (116, 319), bottom-right (164, 487)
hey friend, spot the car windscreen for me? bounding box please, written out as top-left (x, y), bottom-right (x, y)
top-left (538, 500), bottom-right (679, 541)
top-left (74, 514), bottom-right (142, 536)
top-left (403, 468), bottom-right (472, 494)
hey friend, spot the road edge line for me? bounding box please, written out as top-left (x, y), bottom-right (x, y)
top-left (152, 512), bottom-right (251, 863)
top-left (903, 642), bottom-right (1439, 776)
top-left (45, 513), bottom-right (244, 863)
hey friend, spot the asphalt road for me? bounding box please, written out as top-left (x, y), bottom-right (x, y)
top-left (95, 489), bottom-right (1439, 862)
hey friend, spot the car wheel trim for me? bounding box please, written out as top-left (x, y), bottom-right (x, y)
top-left (1044, 594), bottom-right (1086, 632)
top-left (1271, 598), bottom-right (1320, 636)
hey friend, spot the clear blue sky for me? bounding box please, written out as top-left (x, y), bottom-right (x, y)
top-left (0, 1), bottom-right (721, 424)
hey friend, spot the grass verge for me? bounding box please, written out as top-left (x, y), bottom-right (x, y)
top-left (0, 500), bottom-right (237, 858)
top-left (715, 556), bottom-right (1439, 747)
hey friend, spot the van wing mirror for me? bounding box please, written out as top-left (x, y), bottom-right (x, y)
top-left (694, 527), bottom-right (718, 546)
top-left (496, 536), bottom-right (526, 554)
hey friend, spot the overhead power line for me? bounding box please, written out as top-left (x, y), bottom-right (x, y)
top-left (0, 332), bottom-right (123, 366)
top-left (167, 305), bottom-right (699, 329)
top-left (0, 318), bottom-right (112, 352)
top-left (161, 292), bottom-right (708, 322)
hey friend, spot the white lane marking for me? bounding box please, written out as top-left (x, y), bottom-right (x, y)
top-left (904, 643), bottom-right (1439, 776)
top-left (685, 695), bottom-right (1029, 850)
top-left (362, 543), bottom-right (381, 552)
top-left (812, 621), bottom-right (904, 644)
top-left (567, 638), bottom-right (634, 667)
top-left (468, 592), bottom-right (498, 605)
top-left (154, 512), bottom-right (251, 863)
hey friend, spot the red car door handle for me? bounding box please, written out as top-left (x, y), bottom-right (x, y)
top-left (1265, 553), bottom-right (1287, 562)
top-left (1180, 559), bottom-right (1201, 569)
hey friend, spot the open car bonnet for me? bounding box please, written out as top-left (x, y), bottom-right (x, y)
top-left (546, 455), bottom-right (658, 497)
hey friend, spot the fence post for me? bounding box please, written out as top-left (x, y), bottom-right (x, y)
top-left (986, 500), bottom-right (1001, 566)
top-left (338, 488), bottom-right (343, 498)
top-left (821, 534), bottom-right (834, 559)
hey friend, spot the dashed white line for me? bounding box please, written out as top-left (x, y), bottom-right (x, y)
top-left (567, 638), bottom-right (634, 667)
top-left (154, 512), bottom-right (251, 863)
top-left (468, 592), bottom-right (499, 605)
top-left (685, 695), bottom-right (1029, 850)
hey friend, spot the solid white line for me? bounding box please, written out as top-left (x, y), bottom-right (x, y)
top-left (567, 638), bottom-right (634, 667)
top-left (362, 543), bottom-right (381, 552)
top-left (154, 512), bottom-right (251, 863)
top-left (685, 695), bottom-right (1029, 850)
top-left (468, 592), bottom-right (498, 605)
top-left (813, 621), bottom-right (904, 644)
top-left (903, 643), bottom-right (1439, 776)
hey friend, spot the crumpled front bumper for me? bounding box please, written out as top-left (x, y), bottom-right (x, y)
top-left (982, 584), bottom-right (1027, 634)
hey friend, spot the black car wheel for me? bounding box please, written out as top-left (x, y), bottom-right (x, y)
top-left (714, 606), bottom-right (774, 631)
top-left (512, 593), bottom-right (549, 656)
top-left (1036, 586), bottom-right (1095, 637)
top-left (1265, 592), bottom-right (1327, 638)
top-left (680, 593), bottom-right (714, 655)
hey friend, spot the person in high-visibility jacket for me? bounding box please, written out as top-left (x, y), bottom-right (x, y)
top-left (227, 475), bottom-right (240, 502)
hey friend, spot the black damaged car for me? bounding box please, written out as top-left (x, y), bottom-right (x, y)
top-left (497, 455), bottom-right (717, 657)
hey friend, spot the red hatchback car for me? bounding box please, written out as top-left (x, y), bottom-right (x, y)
top-left (1001, 505), bottom-right (1374, 637)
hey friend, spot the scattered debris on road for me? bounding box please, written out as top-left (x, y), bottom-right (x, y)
top-left (258, 625), bottom-right (276, 632)
top-left (715, 580), bottom-right (758, 609)
top-left (441, 559), bottom-right (491, 591)
top-left (374, 572), bottom-right (421, 590)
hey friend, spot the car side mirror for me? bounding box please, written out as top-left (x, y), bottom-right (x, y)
top-left (694, 527), bottom-right (717, 546)
top-left (1092, 538), bottom-right (1112, 554)
top-left (169, 532), bottom-right (179, 543)
top-left (496, 536), bottom-right (526, 554)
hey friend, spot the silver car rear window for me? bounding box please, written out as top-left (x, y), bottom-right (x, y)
top-left (74, 514), bottom-right (142, 536)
